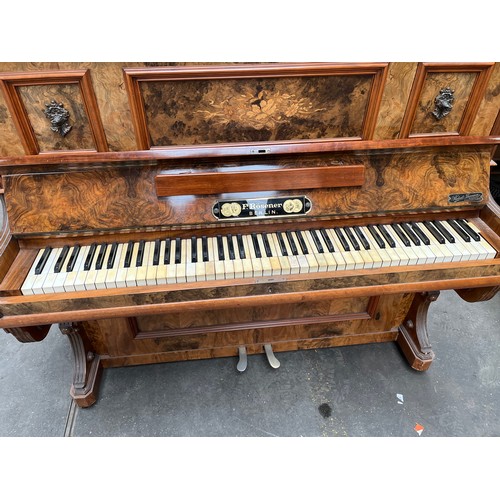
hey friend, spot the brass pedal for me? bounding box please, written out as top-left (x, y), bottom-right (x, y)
top-left (264, 344), bottom-right (280, 369)
top-left (237, 346), bottom-right (248, 372)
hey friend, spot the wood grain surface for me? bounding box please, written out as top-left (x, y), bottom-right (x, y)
top-left (3, 146), bottom-right (491, 234)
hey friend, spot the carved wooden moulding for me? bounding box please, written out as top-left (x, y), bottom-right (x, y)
top-left (123, 63), bottom-right (389, 150)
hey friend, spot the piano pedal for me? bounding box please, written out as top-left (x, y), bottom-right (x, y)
top-left (237, 346), bottom-right (248, 372)
top-left (264, 344), bottom-right (280, 369)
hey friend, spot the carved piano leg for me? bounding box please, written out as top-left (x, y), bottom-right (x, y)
top-left (4, 325), bottom-right (50, 343)
top-left (396, 291), bottom-right (440, 371)
top-left (59, 322), bottom-right (103, 408)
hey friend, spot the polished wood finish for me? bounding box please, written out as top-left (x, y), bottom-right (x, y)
top-left (400, 63), bottom-right (494, 138)
top-left (124, 63), bottom-right (389, 149)
top-left (0, 69), bottom-right (108, 154)
top-left (0, 62), bottom-right (499, 407)
top-left (397, 291), bottom-right (440, 371)
top-left (155, 165), bottom-right (365, 197)
top-left (3, 146), bottom-right (491, 234)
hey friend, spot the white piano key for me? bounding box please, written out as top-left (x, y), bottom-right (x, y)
top-left (21, 248), bottom-right (47, 296)
top-left (40, 247), bottom-right (64, 294)
top-left (354, 226), bottom-right (382, 268)
top-left (466, 221), bottom-right (497, 259)
top-left (303, 231), bottom-right (328, 272)
top-left (115, 243), bottom-right (133, 288)
top-left (440, 220), bottom-right (480, 261)
top-left (32, 248), bottom-right (60, 295)
top-left (288, 232), bottom-right (310, 273)
top-left (146, 240), bottom-right (160, 286)
top-left (166, 239), bottom-right (178, 284)
top-left (53, 247), bottom-right (75, 293)
top-left (384, 225), bottom-right (418, 265)
top-left (104, 244), bottom-right (124, 288)
top-left (414, 223), bottom-right (450, 263)
top-left (230, 235), bottom-right (245, 279)
top-left (94, 244), bottom-right (114, 290)
top-left (349, 229), bottom-right (381, 269)
top-left (312, 230), bottom-right (338, 271)
top-left (211, 237), bottom-right (226, 280)
top-left (256, 233), bottom-right (272, 276)
top-left (195, 237), bottom-right (207, 282)
top-left (326, 229), bottom-right (355, 270)
top-left (125, 242), bottom-right (140, 287)
top-left (156, 240), bottom-right (168, 285)
top-left (279, 233), bottom-right (300, 274)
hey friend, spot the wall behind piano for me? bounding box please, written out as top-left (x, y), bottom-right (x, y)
top-left (0, 62), bottom-right (499, 157)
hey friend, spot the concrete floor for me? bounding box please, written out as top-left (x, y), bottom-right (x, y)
top-left (0, 290), bottom-right (499, 437)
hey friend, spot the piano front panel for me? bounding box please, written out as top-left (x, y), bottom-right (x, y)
top-left (81, 293), bottom-right (413, 368)
top-left (3, 146), bottom-right (492, 234)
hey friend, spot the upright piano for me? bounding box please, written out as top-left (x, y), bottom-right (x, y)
top-left (0, 62), bottom-right (499, 407)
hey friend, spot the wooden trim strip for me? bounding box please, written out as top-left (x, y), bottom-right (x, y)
top-left (155, 165), bottom-right (365, 197)
top-left (1, 273), bottom-right (499, 329)
top-left (0, 135), bottom-right (498, 168)
top-left (134, 311), bottom-right (372, 339)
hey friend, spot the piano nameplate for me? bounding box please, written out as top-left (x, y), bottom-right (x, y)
top-left (212, 196), bottom-right (312, 220)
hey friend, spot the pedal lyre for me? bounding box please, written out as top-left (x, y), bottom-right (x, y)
top-left (264, 344), bottom-right (280, 369)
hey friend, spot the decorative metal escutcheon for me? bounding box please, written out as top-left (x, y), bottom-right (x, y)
top-left (43, 100), bottom-right (72, 137)
top-left (432, 87), bottom-right (455, 120)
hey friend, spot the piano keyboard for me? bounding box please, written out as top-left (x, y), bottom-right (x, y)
top-left (20, 219), bottom-right (497, 295)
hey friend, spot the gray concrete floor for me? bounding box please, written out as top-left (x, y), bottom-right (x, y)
top-left (0, 290), bottom-right (499, 437)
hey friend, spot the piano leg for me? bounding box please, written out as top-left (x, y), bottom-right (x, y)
top-left (396, 291), bottom-right (440, 371)
top-left (59, 322), bottom-right (103, 408)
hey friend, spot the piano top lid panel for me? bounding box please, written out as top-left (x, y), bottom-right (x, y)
top-left (2, 146), bottom-right (492, 236)
top-left (123, 63), bottom-right (389, 149)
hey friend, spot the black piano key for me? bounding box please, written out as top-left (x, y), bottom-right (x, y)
top-left (34, 247), bottom-right (52, 275)
top-left (400, 222), bottom-right (420, 246)
top-left (226, 234), bottom-right (236, 260)
top-left (334, 227), bottom-right (350, 251)
top-left (343, 227), bottom-right (360, 251)
top-left (367, 225), bottom-right (385, 249)
top-left (106, 243), bottom-right (119, 269)
top-left (377, 225), bottom-right (396, 248)
top-left (84, 243), bottom-right (98, 271)
top-left (286, 230), bottom-right (299, 255)
top-left (236, 234), bottom-right (246, 259)
top-left (251, 233), bottom-right (262, 258)
top-left (164, 238), bottom-right (172, 265)
top-left (66, 245), bottom-right (80, 272)
top-left (456, 219), bottom-right (481, 241)
top-left (202, 236), bottom-right (209, 262)
top-left (174, 238), bottom-right (182, 264)
top-left (191, 236), bottom-right (198, 263)
top-left (409, 222), bottom-right (430, 245)
top-left (217, 235), bottom-right (225, 260)
top-left (310, 230), bottom-right (324, 253)
top-left (391, 223), bottom-right (411, 246)
top-left (262, 233), bottom-right (273, 257)
top-left (353, 227), bottom-right (370, 250)
top-left (277, 232), bottom-right (288, 256)
top-left (136, 240), bottom-right (145, 266)
top-left (95, 243), bottom-right (108, 270)
top-left (124, 241), bottom-right (134, 268)
top-left (54, 245), bottom-right (70, 273)
top-left (423, 221), bottom-right (445, 244)
top-left (152, 239), bottom-right (161, 266)
top-left (447, 220), bottom-right (470, 242)
top-left (295, 231), bottom-right (309, 255)
top-left (432, 220), bottom-right (455, 243)
top-left (319, 228), bottom-right (335, 252)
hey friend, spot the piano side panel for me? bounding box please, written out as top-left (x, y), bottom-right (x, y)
top-left (3, 146), bottom-right (492, 234)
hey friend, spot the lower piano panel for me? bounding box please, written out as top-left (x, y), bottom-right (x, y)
top-left (77, 293), bottom-right (415, 368)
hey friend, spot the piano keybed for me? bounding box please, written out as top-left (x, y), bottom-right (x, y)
top-left (21, 218), bottom-right (497, 295)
